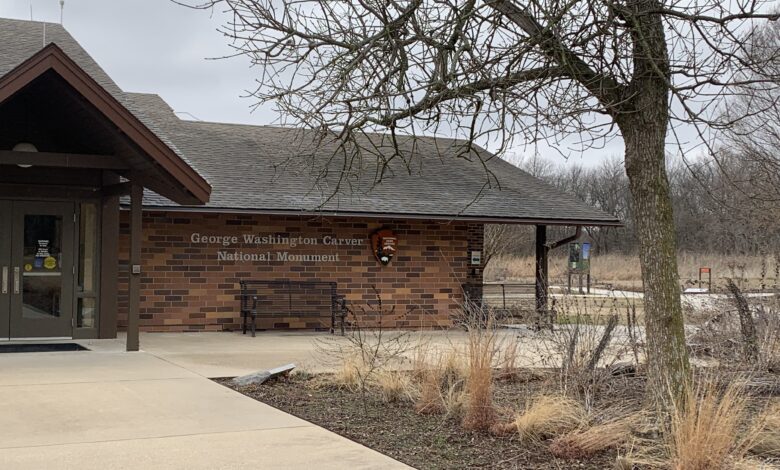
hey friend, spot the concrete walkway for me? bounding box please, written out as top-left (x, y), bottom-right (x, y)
top-left (80, 331), bottom-right (340, 377)
top-left (0, 345), bottom-right (410, 469)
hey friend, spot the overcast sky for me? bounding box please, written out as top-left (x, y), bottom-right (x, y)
top-left (0, 0), bottom-right (630, 167)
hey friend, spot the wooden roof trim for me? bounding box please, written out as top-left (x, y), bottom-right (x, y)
top-left (0, 43), bottom-right (211, 204)
top-left (131, 204), bottom-right (625, 227)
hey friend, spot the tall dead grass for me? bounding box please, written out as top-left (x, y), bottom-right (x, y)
top-left (413, 347), bottom-right (466, 415)
top-left (689, 293), bottom-right (780, 372)
top-left (486, 252), bottom-right (779, 285)
top-left (664, 378), bottom-right (760, 470)
top-left (462, 324), bottom-right (497, 431)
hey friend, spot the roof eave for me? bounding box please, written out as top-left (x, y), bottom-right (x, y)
top-left (129, 204), bottom-right (624, 227)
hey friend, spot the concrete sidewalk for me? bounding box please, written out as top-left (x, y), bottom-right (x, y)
top-left (78, 331), bottom-right (337, 377)
top-left (0, 349), bottom-right (410, 469)
top-left (76, 330), bottom-right (535, 377)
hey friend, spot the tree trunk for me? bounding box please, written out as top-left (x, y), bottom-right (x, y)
top-left (614, 0), bottom-right (691, 414)
top-left (621, 120), bottom-right (691, 411)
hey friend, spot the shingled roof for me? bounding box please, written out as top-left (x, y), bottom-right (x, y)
top-left (0, 17), bottom-right (620, 226)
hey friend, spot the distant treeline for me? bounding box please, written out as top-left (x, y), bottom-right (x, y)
top-left (487, 151), bottom-right (780, 259)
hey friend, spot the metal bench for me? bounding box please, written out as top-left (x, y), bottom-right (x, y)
top-left (239, 280), bottom-right (347, 336)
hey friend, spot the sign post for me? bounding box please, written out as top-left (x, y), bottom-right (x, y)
top-left (698, 267), bottom-right (712, 291)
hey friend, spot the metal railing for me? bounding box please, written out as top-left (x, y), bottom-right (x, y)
top-left (462, 282), bottom-right (538, 324)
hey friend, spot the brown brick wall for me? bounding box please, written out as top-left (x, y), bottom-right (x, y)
top-left (117, 211), bottom-right (484, 332)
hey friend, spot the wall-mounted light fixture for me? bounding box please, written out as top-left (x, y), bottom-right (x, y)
top-left (12, 142), bottom-right (38, 168)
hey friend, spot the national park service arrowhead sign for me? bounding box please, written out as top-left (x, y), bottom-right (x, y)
top-left (371, 228), bottom-right (397, 266)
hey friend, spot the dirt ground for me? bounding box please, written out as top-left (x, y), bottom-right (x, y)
top-left (219, 371), bottom-right (646, 470)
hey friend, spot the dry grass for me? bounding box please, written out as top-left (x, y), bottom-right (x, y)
top-left (496, 395), bottom-right (587, 441)
top-left (666, 378), bottom-right (759, 470)
top-left (410, 340), bottom-right (433, 380)
top-left (486, 252), bottom-right (779, 288)
top-left (750, 404), bottom-right (780, 458)
top-left (461, 324), bottom-right (498, 431)
top-left (414, 367), bottom-right (445, 414)
top-left (374, 370), bottom-right (411, 403)
top-left (733, 458), bottom-right (780, 470)
top-left (549, 414), bottom-right (641, 460)
top-left (497, 339), bottom-right (520, 381)
top-left (332, 355), bottom-right (365, 392)
top-left (412, 347), bottom-right (467, 415)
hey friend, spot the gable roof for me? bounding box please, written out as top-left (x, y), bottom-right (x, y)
top-left (0, 17), bottom-right (620, 226)
top-left (0, 18), bottom-right (210, 205)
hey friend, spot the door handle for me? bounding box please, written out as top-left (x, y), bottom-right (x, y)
top-left (13, 267), bottom-right (20, 295)
top-left (1, 266), bottom-right (7, 295)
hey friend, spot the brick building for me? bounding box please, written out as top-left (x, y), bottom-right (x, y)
top-left (0, 18), bottom-right (620, 347)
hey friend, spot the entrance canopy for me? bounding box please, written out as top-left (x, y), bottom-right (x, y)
top-left (0, 43), bottom-right (211, 205)
top-left (0, 24), bottom-right (211, 350)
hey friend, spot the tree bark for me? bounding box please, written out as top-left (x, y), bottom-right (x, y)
top-left (623, 124), bottom-right (690, 410)
top-left (614, 0), bottom-right (691, 413)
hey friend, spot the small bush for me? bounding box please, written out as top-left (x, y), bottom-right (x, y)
top-left (462, 364), bottom-right (494, 431)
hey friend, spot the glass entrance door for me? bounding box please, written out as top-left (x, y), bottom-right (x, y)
top-left (0, 201), bottom-right (75, 339)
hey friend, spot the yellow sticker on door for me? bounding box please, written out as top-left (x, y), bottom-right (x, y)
top-left (24, 264), bottom-right (33, 272)
top-left (43, 256), bottom-right (57, 270)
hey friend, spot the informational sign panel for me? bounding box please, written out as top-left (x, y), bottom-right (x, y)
top-left (568, 242), bottom-right (591, 273)
top-left (567, 242), bottom-right (592, 294)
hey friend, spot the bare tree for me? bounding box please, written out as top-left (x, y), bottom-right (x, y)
top-left (483, 224), bottom-right (514, 266)
top-left (721, 20), bottom-right (780, 203)
top-left (180, 0), bottom-right (780, 410)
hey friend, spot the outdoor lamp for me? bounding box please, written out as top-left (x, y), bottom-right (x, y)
top-left (13, 142), bottom-right (37, 168)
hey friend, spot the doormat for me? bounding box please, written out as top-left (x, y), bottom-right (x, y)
top-left (0, 343), bottom-right (89, 353)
